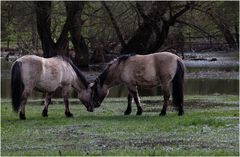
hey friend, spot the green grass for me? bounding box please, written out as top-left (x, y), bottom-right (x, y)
top-left (1, 95), bottom-right (239, 156)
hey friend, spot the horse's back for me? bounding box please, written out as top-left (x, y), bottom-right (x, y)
top-left (36, 56), bottom-right (75, 91)
top-left (121, 52), bottom-right (183, 87)
top-left (13, 55), bottom-right (75, 92)
top-left (152, 52), bottom-right (183, 77)
top-left (155, 52), bottom-right (182, 62)
top-left (126, 52), bottom-right (181, 65)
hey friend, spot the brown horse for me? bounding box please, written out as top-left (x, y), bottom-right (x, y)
top-left (91, 52), bottom-right (185, 116)
top-left (11, 55), bottom-right (93, 120)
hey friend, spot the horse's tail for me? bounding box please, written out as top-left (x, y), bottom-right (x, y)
top-left (11, 61), bottom-right (24, 112)
top-left (172, 59), bottom-right (185, 108)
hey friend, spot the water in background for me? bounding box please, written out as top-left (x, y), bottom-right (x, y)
top-left (1, 51), bottom-right (239, 99)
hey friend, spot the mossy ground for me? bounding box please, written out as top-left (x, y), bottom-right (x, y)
top-left (1, 95), bottom-right (239, 156)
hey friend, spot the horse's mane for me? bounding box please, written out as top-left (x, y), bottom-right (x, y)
top-left (60, 56), bottom-right (89, 89)
top-left (98, 54), bottom-right (135, 86)
top-left (117, 54), bottom-right (135, 63)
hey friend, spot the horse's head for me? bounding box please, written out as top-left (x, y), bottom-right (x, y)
top-left (91, 78), bottom-right (109, 108)
top-left (78, 84), bottom-right (94, 112)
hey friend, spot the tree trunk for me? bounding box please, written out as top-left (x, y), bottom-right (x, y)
top-left (120, 2), bottom-right (193, 54)
top-left (65, 2), bottom-right (89, 67)
top-left (218, 22), bottom-right (237, 48)
top-left (120, 2), bottom-right (166, 54)
top-left (35, 1), bottom-right (57, 58)
top-left (31, 22), bottom-right (37, 49)
top-left (148, 22), bottom-right (170, 53)
top-left (120, 22), bottom-right (154, 54)
top-left (31, 8), bottom-right (37, 49)
top-left (35, 1), bottom-right (88, 64)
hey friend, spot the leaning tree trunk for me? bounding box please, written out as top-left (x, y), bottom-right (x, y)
top-left (65, 2), bottom-right (89, 67)
top-left (216, 20), bottom-right (237, 49)
top-left (217, 24), bottom-right (236, 49)
top-left (120, 2), bottom-right (193, 54)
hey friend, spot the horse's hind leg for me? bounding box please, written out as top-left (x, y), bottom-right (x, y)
top-left (124, 93), bottom-right (133, 115)
top-left (42, 93), bottom-right (52, 117)
top-left (62, 86), bottom-right (73, 117)
top-left (160, 85), bottom-right (170, 116)
top-left (128, 87), bottom-right (143, 115)
top-left (19, 89), bottom-right (31, 120)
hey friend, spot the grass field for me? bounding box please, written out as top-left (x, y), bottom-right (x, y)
top-left (1, 95), bottom-right (239, 156)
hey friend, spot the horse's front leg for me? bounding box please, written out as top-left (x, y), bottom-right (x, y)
top-left (124, 93), bottom-right (133, 115)
top-left (42, 93), bottom-right (52, 117)
top-left (62, 86), bottom-right (73, 117)
top-left (128, 87), bottom-right (143, 115)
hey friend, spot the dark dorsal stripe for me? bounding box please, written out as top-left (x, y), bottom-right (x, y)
top-left (117, 54), bottom-right (135, 64)
top-left (98, 54), bottom-right (135, 87)
top-left (61, 56), bottom-right (89, 89)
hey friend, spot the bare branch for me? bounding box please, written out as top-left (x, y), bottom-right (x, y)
top-left (176, 20), bottom-right (217, 40)
top-left (168, 2), bottom-right (195, 25)
top-left (101, 1), bottom-right (126, 47)
top-left (136, 2), bottom-right (148, 20)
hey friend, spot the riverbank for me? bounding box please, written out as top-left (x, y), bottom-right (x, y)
top-left (1, 95), bottom-right (239, 156)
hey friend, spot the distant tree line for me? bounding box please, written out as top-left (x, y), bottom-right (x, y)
top-left (1, 1), bottom-right (239, 67)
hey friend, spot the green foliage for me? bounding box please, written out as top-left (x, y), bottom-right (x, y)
top-left (1, 95), bottom-right (239, 156)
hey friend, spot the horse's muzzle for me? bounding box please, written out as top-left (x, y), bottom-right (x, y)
top-left (81, 100), bottom-right (94, 112)
top-left (93, 101), bottom-right (101, 108)
top-left (87, 106), bottom-right (94, 112)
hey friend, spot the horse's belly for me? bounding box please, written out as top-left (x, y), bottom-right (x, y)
top-left (136, 79), bottom-right (160, 88)
top-left (35, 80), bottom-right (60, 92)
top-left (134, 68), bottom-right (160, 88)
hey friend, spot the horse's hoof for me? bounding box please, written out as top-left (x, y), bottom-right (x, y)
top-left (65, 112), bottom-right (73, 118)
top-left (19, 113), bottom-right (26, 120)
top-left (178, 111), bottom-right (184, 116)
top-left (159, 111), bottom-right (166, 116)
top-left (124, 109), bottom-right (132, 115)
top-left (42, 109), bottom-right (48, 117)
top-left (136, 110), bottom-right (143, 115)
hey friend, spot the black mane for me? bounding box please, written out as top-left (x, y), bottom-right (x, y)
top-left (97, 54), bottom-right (135, 86)
top-left (98, 66), bottom-right (109, 87)
top-left (117, 54), bottom-right (135, 63)
top-left (61, 56), bottom-right (89, 89)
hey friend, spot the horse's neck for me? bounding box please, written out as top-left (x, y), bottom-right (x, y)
top-left (72, 76), bottom-right (85, 91)
top-left (105, 64), bottom-right (122, 88)
top-left (68, 62), bottom-right (89, 91)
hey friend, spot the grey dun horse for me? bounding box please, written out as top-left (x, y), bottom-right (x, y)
top-left (11, 55), bottom-right (93, 120)
top-left (91, 52), bottom-right (185, 116)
